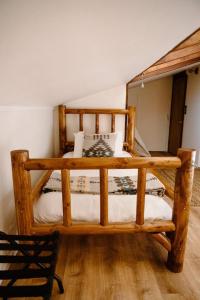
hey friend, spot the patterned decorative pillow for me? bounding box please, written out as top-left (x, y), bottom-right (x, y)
top-left (82, 133), bottom-right (118, 157)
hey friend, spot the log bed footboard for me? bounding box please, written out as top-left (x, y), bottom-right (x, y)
top-left (11, 148), bottom-right (195, 272)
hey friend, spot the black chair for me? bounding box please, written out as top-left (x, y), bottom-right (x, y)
top-left (0, 231), bottom-right (64, 299)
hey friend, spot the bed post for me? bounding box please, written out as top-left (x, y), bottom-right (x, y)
top-left (59, 105), bottom-right (66, 154)
top-left (11, 150), bottom-right (33, 234)
top-left (127, 106), bottom-right (135, 153)
top-left (167, 148), bottom-right (195, 272)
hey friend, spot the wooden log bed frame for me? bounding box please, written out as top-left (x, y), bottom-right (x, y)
top-left (11, 105), bottom-right (195, 273)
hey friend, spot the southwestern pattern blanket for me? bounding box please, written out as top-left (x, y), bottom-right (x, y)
top-left (43, 172), bottom-right (165, 197)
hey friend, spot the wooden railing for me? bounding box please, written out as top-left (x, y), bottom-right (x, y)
top-left (11, 150), bottom-right (185, 233)
top-left (58, 105), bottom-right (135, 154)
top-left (11, 148), bottom-right (195, 272)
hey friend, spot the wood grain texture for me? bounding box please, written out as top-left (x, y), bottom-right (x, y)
top-left (11, 150), bottom-right (33, 234)
top-left (127, 106), bottom-right (135, 152)
top-left (95, 114), bottom-right (99, 134)
top-left (59, 105), bottom-right (67, 154)
top-left (100, 169), bottom-right (108, 226)
top-left (65, 108), bottom-right (129, 115)
top-left (61, 169), bottom-right (72, 226)
top-left (136, 168), bottom-right (146, 225)
top-left (129, 28), bottom-right (200, 84)
top-left (30, 220), bottom-right (175, 235)
top-left (167, 148), bottom-right (195, 272)
top-left (14, 212), bottom-right (200, 300)
top-left (79, 113), bottom-right (83, 131)
top-left (24, 156), bottom-right (181, 171)
top-left (111, 114), bottom-right (115, 132)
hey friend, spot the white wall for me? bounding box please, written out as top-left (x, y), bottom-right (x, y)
top-left (0, 0), bottom-right (199, 106)
top-left (128, 77), bottom-right (172, 151)
top-left (0, 107), bottom-right (54, 234)
top-left (54, 85), bottom-right (126, 154)
top-left (182, 71), bottom-right (200, 165)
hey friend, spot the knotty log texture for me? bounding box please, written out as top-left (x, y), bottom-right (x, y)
top-left (11, 150), bottom-right (33, 234)
top-left (167, 148), bottom-right (195, 272)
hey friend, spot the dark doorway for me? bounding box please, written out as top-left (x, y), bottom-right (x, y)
top-left (168, 72), bottom-right (187, 155)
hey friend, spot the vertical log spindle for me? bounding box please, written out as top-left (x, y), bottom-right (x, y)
top-left (96, 114), bottom-right (100, 134)
top-left (167, 148), bottom-right (195, 272)
top-left (136, 168), bottom-right (147, 225)
top-left (59, 105), bottom-right (67, 154)
top-left (111, 114), bottom-right (115, 132)
top-left (79, 114), bottom-right (83, 131)
top-left (127, 106), bottom-right (135, 152)
top-left (11, 150), bottom-right (33, 234)
top-left (61, 169), bottom-right (72, 226)
top-left (100, 168), bottom-right (108, 226)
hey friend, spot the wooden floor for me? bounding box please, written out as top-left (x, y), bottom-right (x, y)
top-left (150, 151), bottom-right (173, 157)
top-left (48, 208), bottom-right (200, 300)
top-left (8, 211), bottom-right (200, 299)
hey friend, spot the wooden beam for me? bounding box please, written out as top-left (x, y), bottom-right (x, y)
top-left (100, 169), bottom-right (108, 226)
top-left (111, 114), bottom-right (115, 132)
top-left (95, 114), bottom-right (100, 133)
top-left (136, 168), bottom-right (146, 225)
top-left (79, 114), bottom-right (83, 131)
top-left (61, 169), bottom-right (72, 226)
top-left (127, 106), bottom-right (135, 152)
top-left (11, 150), bottom-right (33, 234)
top-left (30, 220), bottom-right (175, 235)
top-left (59, 105), bottom-right (67, 154)
top-left (65, 108), bottom-right (128, 115)
top-left (24, 156), bottom-right (181, 171)
top-left (167, 148), bottom-right (195, 273)
top-left (128, 28), bottom-right (200, 84)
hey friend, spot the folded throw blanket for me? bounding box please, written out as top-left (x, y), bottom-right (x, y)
top-left (42, 173), bottom-right (165, 197)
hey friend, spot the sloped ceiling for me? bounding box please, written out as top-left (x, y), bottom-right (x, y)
top-left (129, 28), bottom-right (200, 85)
top-left (0, 0), bottom-right (200, 106)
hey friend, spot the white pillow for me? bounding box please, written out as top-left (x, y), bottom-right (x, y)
top-left (73, 131), bottom-right (124, 157)
top-left (73, 131), bottom-right (84, 157)
top-left (115, 131), bottom-right (124, 156)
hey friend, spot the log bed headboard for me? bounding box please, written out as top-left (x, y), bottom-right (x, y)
top-left (58, 105), bottom-right (136, 154)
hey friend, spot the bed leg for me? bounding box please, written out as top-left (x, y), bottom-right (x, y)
top-left (11, 150), bottom-right (33, 235)
top-left (166, 148), bottom-right (195, 272)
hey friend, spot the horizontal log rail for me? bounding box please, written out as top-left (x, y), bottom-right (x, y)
top-left (30, 220), bottom-right (175, 235)
top-left (24, 156), bottom-right (181, 171)
top-left (65, 108), bottom-right (129, 115)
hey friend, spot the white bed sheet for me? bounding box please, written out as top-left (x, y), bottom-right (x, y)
top-left (34, 151), bottom-right (172, 223)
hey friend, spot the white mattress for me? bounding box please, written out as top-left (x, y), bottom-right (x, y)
top-left (34, 151), bottom-right (172, 223)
